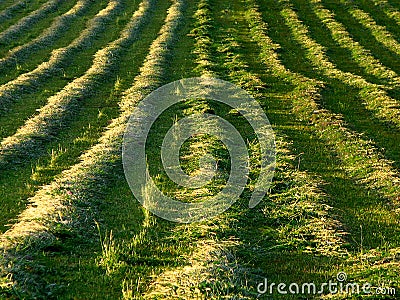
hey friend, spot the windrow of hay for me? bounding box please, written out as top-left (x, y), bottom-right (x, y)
top-left (371, 0), bottom-right (400, 26)
top-left (219, 27), bottom-right (347, 256)
top-left (0, 0), bottom-right (32, 24)
top-left (339, 0), bottom-right (400, 57)
top-left (0, 0), bottom-right (183, 295)
top-left (0, 0), bottom-right (93, 71)
top-left (251, 0), bottom-right (400, 207)
top-left (247, 1), bottom-right (400, 295)
top-left (144, 0), bottom-right (347, 298)
top-left (278, 0), bottom-right (400, 128)
top-left (143, 239), bottom-right (258, 299)
top-left (188, 0), bottom-right (216, 77)
top-left (0, 0), bottom-right (129, 166)
top-left (0, 0), bottom-right (65, 44)
top-left (142, 3), bottom-right (257, 297)
top-left (0, 0), bottom-right (122, 113)
top-left (308, 0), bottom-right (400, 85)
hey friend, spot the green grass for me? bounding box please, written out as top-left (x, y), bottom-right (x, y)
top-left (387, 0), bottom-right (400, 11)
top-left (0, 0), bottom-right (49, 32)
top-left (1, 0), bottom-right (147, 228)
top-left (315, 0), bottom-right (400, 85)
top-left (0, 0), bottom-right (156, 232)
top-left (0, 0), bottom-right (128, 135)
top-left (361, 0), bottom-right (400, 39)
top-left (291, 0), bottom-right (393, 86)
top-left (0, 0), bottom-right (75, 55)
top-left (260, 0), bottom-right (400, 168)
top-left (0, 0), bottom-right (399, 298)
top-left (0, 0), bottom-right (100, 84)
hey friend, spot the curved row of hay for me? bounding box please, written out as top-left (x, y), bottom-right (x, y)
top-left (0, 0), bottom-right (93, 72)
top-left (0, 0), bottom-right (37, 25)
top-left (0, 0), bottom-right (65, 44)
top-left (0, 0), bottom-right (122, 112)
top-left (0, 0), bottom-right (127, 163)
top-left (275, 0), bottom-right (400, 205)
top-left (0, 0), bottom-right (185, 296)
top-left (280, 0), bottom-right (400, 128)
top-left (0, 0), bottom-right (398, 298)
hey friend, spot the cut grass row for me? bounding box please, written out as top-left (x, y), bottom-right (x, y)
top-left (286, 0), bottom-right (400, 166)
top-left (319, 0), bottom-right (400, 88)
top-left (0, 0), bottom-right (185, 297)
top-left (256, 0), bottom-right (400, 221)
top-left (0, 1), bottom-right (116, 144)
top-left (30, 0), bottom-right (400, 297)
top-left (277, 0), bottom-right (400, 129)
top-left (140, 2), bottom-right (245, 296)
top-left (355, 0), bottom-right (400, 47)
top-left (251, 0), bottom-right (400, 292)
top-left (0, 0), bottom-right (25, 13)
top-left (308, 0), bottom-right (400, 86)
top-left (189, 0), bottom-right (215, 77)
top-left (144, 1), bottom-right (348, 298)
top-left (0, 0), bottom-right (37, 27)
top-left (142, 0), bottom-right (349, 297)
top-left (0, 0), bottom-right (83, 59)
top-left (371, 0), bottom-right (400, 27)
top-left (340, 0), bottom-right (400, 57)
top-left (0, 0), bottom-right (144, 227)
top-left (0, 0), bottom-right (398, 298)
top-left (13, 0), bottom-right (214, 297)
top-left (0, 0), bottom-right (66, 46)
top-left (0, 0), bottom-right (48, 32)
top-left (0, 0), bottom-right (148, 229)
top-left (135, 1), bottom-right (398, 292)
top-left (146, 0), bottom-right (400, 296)
top-left (215, 0), bottom-right (400, 297)
top-left (0, 0), bottom-right (93, 76)
top-left (222, 4), bottom-right (347, 257)
top-left (0, 0), bottom-right (121, 116)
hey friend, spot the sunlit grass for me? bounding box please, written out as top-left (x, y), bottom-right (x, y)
top-left (0, 0), bottom-right (399, 298)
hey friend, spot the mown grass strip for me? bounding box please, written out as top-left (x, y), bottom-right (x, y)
top-left (0, 0), bottom-right (121, 115)
top-left (339, 0), bottom-right (400, 57)
top-left (0, 0), bottom-right (144, 167)
top-left (0, 0), bottom-right (31, 24)
top-left (371, 0), bottom-right (400, 26)
top-left (0, 0), bottom-right (93, 74)
top-left (145, 1), bottom-right (348, 298)
top-left (139, 1), bottom-right (257, 297)
top-left (309, 0), bottom-right (400, 83)
top-left (0, 0), bottom-right (49, 33)
top-left (307, 0), bottom-right (400, 86)
top-left (0, 0), bottom-right (149, 231)
top-left (0, 0), bottom-right (65, 45)
top-left (285, 0), bottom-right (400, 167)
top-left (0, 0), bottom-right (184, 296)
top-left (188, 0), bottom-right (215, 77)
top-left (218, 0), bottom-right (347, 257)
top-left (0, 0), bottom-right (22, 12)
top-left (276, 0), bottom-right (400, 129)
top-left (355, 0), bottom-right (400, 41)
top-left (220, 18), bottom-right (346, 258)
top-left (255, 0), bottom-right (400, 213)
top-left (245, 0), bottom-right (400, 296)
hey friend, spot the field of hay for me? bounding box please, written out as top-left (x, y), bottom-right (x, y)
top-left (0, 0), bottom-right (399, 298)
